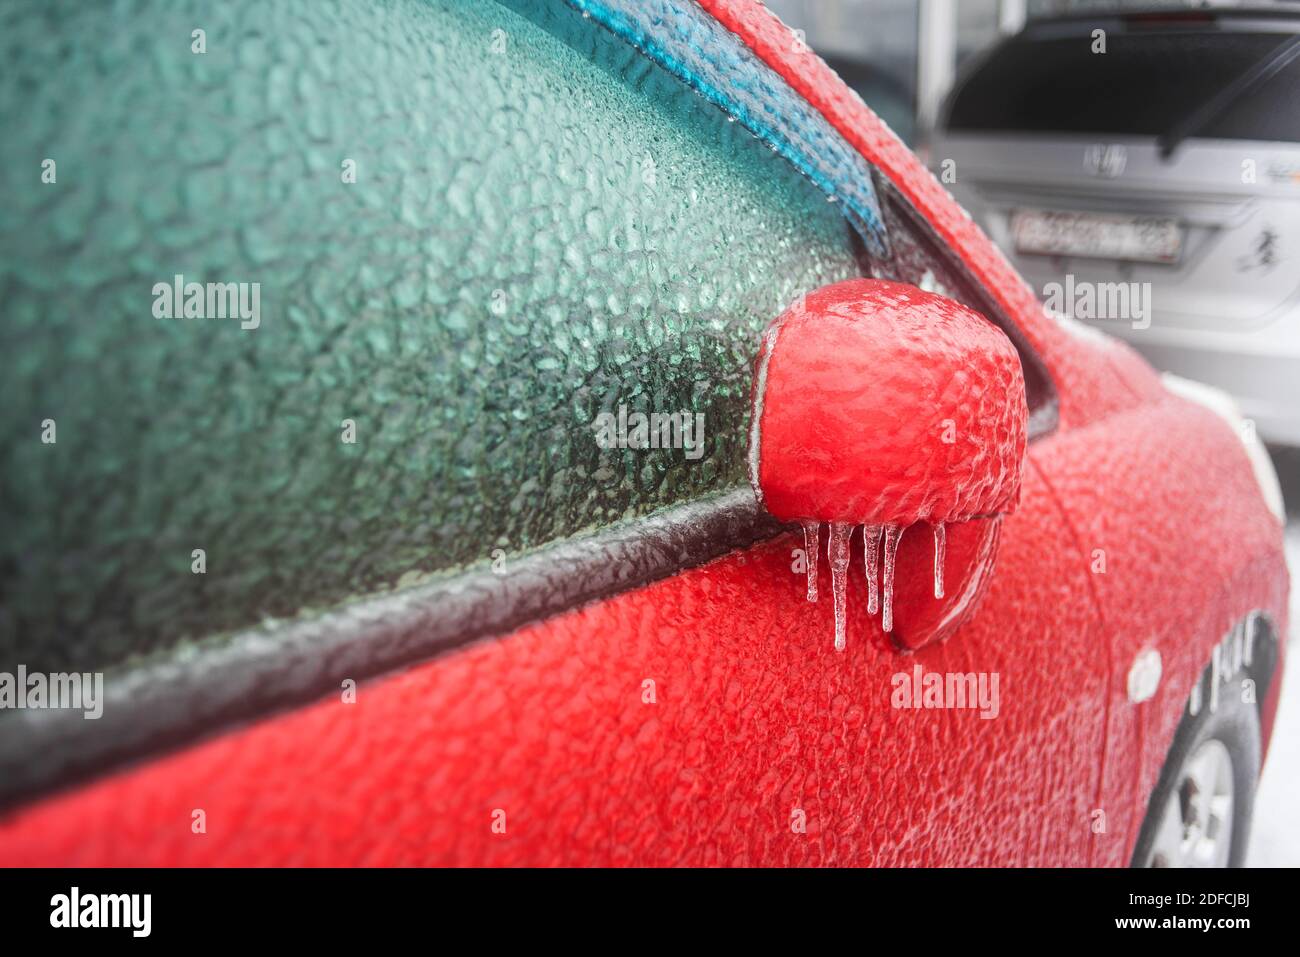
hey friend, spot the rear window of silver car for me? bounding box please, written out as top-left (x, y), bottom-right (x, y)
top-left (945, 27), bottom-right (1300, 143)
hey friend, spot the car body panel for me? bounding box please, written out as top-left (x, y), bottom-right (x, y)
top-left (934, 134), bottom-right (1300, 329)
top-left (1027, 397), bottom-right (1289, 864)
top-left (0, 457), bottom-right (1107, 866)
top-left (0, 0), bottom-right (1289, 867)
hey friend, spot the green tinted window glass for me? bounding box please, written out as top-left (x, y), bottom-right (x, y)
top-left (0, 0), bottom-right (862, 672)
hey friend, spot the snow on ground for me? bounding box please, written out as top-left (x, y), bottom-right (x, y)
top-left (1247, 505), bottom-right (1300, 867)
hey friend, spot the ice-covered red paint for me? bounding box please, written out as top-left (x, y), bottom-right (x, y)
top-left (0, 0), bottom-right (1287, 867)
top-left (752, 279), bottom-right (1026, 529)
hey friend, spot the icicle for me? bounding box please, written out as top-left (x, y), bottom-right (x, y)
top-left (801, 520), bottom-right (820, 602)
top-left (881, 524), bottom-right (903, 633)
top-left (863, 524), bottom-right (882, 616)
top-left (933, 522), bottom-right (946, 600)
top-left (829, 522), bottom-right (852, 651)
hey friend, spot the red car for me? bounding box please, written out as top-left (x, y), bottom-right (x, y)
top-left (0, 0), bottom-right (1289, 867)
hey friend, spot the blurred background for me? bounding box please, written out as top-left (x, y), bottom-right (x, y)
top-left (764, 0), bottom-right (1300, 865)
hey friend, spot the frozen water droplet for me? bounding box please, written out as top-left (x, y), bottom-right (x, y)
top-left (863, 524), bottom-right (882, 616)
top-left (882, 525), bottom-right (903, 633)
top-left (933, 522), bottom-right (946, 600)
top-left (801, 520), bottom-right (819, 603)
top-left (829, 522), bottom-right (852, 651)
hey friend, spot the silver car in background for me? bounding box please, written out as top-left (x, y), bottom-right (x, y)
top-left (934, 4), bottom-right (1300, 445)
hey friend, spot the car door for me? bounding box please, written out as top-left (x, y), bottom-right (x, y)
top-left (0, 0), bottom-right (1108, 866)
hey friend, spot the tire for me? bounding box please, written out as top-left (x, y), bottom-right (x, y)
top-left (1131, 654), bottom-right (1261, 868)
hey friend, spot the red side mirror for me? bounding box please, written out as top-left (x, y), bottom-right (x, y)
top-left (749, 278), bottom-right (1028, 649)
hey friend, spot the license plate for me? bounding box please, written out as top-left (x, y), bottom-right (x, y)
top-left (1011, 208), bottom-right (1183, 264)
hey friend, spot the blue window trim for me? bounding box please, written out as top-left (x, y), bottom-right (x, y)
top-left (564, 0), bottom-right (891, 259)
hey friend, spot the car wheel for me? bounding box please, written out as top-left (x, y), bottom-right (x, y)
top-left (1132, 657), bottom-right (1261, 868)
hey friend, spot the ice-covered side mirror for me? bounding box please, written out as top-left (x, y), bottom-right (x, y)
top-left (748, 278), bottom-right (1027, 650)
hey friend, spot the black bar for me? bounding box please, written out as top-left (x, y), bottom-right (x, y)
top-left (0, 868), bottom-right (1286, 943)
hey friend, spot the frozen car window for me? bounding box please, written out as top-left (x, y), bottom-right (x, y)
top-left (946, 28), bottom-right (1299, 142)
top-left (0, 0), bottom-right (866, 673)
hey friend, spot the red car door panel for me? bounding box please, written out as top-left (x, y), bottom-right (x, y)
top-left (0, 458), bottom-right (1106, 866)
top-left (1028, 398), bottom-right (1290, 865)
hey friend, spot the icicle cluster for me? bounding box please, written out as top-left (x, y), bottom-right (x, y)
top-left (800, 521), bottom-right (946, 650)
